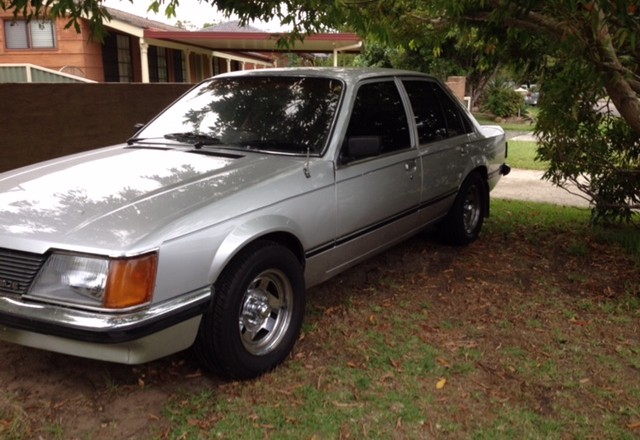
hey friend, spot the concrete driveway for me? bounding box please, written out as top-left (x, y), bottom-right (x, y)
top-left (491, 133), bottom-right (591, 208)
top-left (491, 169), bottom-right (590, 208)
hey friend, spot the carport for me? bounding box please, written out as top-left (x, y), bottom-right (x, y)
top-left (141, 28), bottom-right (363, 82)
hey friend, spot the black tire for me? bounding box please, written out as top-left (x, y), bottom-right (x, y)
top-left (440, 172), bottom-right (487, 245)
top-left (193, 240), bottom-right (305, 379)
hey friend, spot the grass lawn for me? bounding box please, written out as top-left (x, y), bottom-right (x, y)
top-left (2, 200), bottom-right (637, 440)
top-left (508, 140), bottom-right (547, 171)
top-left (159, 201), bottom-right (640, 439)
top-left (474, 110), bottom-right (546, 171)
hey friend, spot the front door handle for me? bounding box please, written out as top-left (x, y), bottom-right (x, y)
top-left (404, 159), bottom-right (417, 172)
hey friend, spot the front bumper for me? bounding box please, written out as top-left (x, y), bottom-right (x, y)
top-left (0, 287), bottom-right (211, 364)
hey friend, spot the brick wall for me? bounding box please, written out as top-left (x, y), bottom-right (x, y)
top-left (0, 83), bottom-right (191, 172)
top-left (445, 76), bottom-right (466, 101)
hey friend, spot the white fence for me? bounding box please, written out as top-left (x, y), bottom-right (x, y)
top-left (0, 63), bottom-right (96, 83)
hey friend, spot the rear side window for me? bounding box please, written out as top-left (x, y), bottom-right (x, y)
top-left (345, 81), bottom-right (411, 153)
top-left (432, 82), bottom-right (473, 137)
top-left (402, 81), bottom-right (448, 144)
top-left (403, 80), bottom-right (473, 144)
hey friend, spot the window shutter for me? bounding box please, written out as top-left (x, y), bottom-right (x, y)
top-left (5, 21), bottom-right (29, 49)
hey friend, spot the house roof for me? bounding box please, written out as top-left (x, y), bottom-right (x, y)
top-left (104, 7), bottom-right (363, 54)
top-left (105, 7), bottom-right (181, 32)
top-left (143, 30), bottom-right (363, 53)
top-left (199, 20), bottom-right (264, 33)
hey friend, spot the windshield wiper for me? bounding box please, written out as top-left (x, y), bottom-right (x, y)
top-left (126, 136), bottom-right (160, 145)
top-left (164, 132), bottom-right (223, 149)
top-left (239, 139), bottom-right (310, 154)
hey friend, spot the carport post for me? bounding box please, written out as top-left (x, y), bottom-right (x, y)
top-left (140, 39), bottom-right (150, 83)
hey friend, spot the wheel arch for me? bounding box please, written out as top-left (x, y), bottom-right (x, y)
top-left (208, 216), bottom-right (306, 287)
top-left (466, 165), bottom-right (490, 218)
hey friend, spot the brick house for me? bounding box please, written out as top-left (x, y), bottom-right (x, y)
top-left (0, 7), bottom-right (362, 83)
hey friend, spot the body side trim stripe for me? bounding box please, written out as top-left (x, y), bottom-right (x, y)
top-left (305, 189), bottom-right (457, 259)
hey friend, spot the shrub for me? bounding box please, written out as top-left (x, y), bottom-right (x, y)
top-left (535, 59), bottom-right (640, 224)
top-left (482, 81), bottom-right (525, 118)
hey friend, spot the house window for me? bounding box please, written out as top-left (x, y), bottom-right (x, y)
top-left (102, 33), bottom-right (133, 82)
top-left (4, 20), bottom-right (55, 49)
top-left (149, 46), bottom-right (168, 82)
top-left (116, 35), bottom-right (133, 82)
top-left (193, 54), bottom-right (204, 82)
top-left (156, 47), bottom-right (168, 82)
top-left (171, 50), bottom-right (185, 82)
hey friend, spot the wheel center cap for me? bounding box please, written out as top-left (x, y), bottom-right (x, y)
top-left (242, 291), bottom-right (271, 326)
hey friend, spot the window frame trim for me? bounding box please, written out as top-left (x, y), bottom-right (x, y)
top-left (341, 77), bottom-right (417, 159)
top-left (3, 19), bottom-right (57, 50)
top-left (399, 76), bottom-right (477, 146)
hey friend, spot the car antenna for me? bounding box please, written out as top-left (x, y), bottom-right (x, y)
top-left (303, 147), bottom-right (311, 178)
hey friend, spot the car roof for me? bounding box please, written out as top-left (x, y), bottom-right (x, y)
top-left (214, 67), bottom-right (437, 83)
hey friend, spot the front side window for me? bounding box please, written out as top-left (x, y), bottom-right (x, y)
top-left (138, 76), bottom-right (344, 155)
top-left (344, 81), bottom-right (411, 154)
top-left (4, 20), bottom-right (55, 49)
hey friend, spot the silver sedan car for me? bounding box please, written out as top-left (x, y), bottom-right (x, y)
top-left (0, 68), bottom-right (509, 379)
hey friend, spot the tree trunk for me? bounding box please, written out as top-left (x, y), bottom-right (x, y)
top-left (589, 6), bottom-right (640, 135)
top-left (603, 74), bottom-right (640, 136)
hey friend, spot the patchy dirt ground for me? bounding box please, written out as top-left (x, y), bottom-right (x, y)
top-left (1, 209), bottom-right (639, 439)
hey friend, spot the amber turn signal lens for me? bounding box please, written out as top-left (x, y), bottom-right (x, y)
top-left (104, 253), bottom-right (158, 309)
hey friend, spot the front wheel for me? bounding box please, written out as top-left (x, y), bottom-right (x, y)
top-left (440, 172), bottom-right (487, 245)
top-left (193, 240), bottom-right (305, 379)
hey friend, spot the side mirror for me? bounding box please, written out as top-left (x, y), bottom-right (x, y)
top-left (345, 136), bottom-right (382, 160)
top-left (133, 122), bottom-right (145, 134)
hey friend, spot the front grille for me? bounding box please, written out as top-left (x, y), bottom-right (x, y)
top-left (0, 248), bottom-right (47, 295)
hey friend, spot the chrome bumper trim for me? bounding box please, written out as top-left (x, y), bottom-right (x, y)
top-left (0, 287), bottom-right (211, 344)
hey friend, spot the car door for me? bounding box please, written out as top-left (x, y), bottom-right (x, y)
top-left (333, 79), bottom-right (422, 267)
top-left (401, 79), bottom-right (474, 216)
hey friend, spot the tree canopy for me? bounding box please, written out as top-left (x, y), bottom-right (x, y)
top-left (4, 0), bottom-right (639, 221)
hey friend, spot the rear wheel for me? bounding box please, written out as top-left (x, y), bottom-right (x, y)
top-left (440, 172), bottom-right (487, 245)
top-left (194, 240), bottom-right (305, 379)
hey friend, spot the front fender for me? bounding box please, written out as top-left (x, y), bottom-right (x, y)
top-left (207, 214), bottom-right (304, 284)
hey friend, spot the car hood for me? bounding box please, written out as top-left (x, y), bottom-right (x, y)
top-left (0, 146), bottom-right (303, 255)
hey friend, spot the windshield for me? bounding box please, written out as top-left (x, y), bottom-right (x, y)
top-left (137, 76), bottom-right (344, 155)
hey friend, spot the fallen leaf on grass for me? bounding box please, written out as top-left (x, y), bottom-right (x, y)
top-left (436, 378), bottom-right (447, 389)
top-left (185, 370), bottom-right (202, 379)
top-left (569, 317), bottom-right (590, 326)
top-left (628, 421), bottom-right (640, 430)
top-left (332, 401), bottom-right (363, 408)
top-left (380, 371), bottom-right (395, 381)
top-left (52, 400), bottom-right (67, 410)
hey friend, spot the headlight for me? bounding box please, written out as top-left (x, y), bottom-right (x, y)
top-left (29, 252), bottom-right (158, 310)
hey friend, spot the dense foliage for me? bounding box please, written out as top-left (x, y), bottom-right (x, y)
top-left (536, 59), bottom-right (640, 223)
top-left (482, 81), bottom-right (525, 119)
